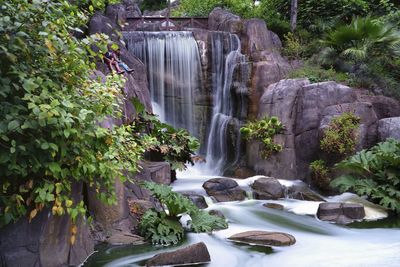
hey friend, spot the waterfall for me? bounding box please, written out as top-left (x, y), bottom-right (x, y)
top-left (204, 32), bottom-right (246, 174)
top-left (124, 31), bottom-right (202, 135)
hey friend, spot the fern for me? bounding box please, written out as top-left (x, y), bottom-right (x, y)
top-left (332, 139), bottom-right (400, 213)
top-left (139, 182), bottom-right (228, 246)
top-left (190, 211), bottom-right (228, 233)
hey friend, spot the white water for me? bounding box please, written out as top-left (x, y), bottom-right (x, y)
top-left (124, 31), bottom-right (201, 135)
top-left (90, 172), bottom-right (400, 267)
top-left (204, 32), bottom-right (247, 174)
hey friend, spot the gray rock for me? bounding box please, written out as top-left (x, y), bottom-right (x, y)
top-left (208, 7), bottom-right (242, 33)
top-left (263, 203), bottom-right (284, 210)
top-left (317, 202), bottom-right (365, 224)
top-left (208, 210), bottom-right (226, 219)
top-left (106, 232), bottom-right (145, 245)
top-left (251, 177), bottom-right (284, 200)
top-left (202, 178), bottom-right (246, 202)
top-left (146, 242), bottom-right (211, 266)
top-left (287, 184), bottom-right (325, 202)
top-left (228, 231), bottom-right (296, 247)
top-left (182, 192), bottom-right (208, 209)
top-left (378, 117), bottom-right (400, 141)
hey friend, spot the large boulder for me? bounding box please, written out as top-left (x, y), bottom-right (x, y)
top-left (182, 192), bottom-right (208, 209)
top-left (251, 177), bottom-right (284, 200)
top-left (208, 8), bottom-right (242, 33)
top-left (228, 231), bottom-right (296, 247)
top-left (377, 117), bottom-right (400, 141)
top-left (146, 242), bottom-right (211, 266)
top-left (202, 178), bottom-right (246, 202)
top-left (317, 202), bottom-right (366, 224)
top-left (0, 183), bottom-right (94, 267)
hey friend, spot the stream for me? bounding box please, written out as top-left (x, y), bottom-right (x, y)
top-left (84, 167), bottom-right (400, 267)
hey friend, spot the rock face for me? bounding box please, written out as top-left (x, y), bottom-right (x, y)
top-left (377, 117), bottom-right (400, 141)
top-left (251, 177), bottom-right (284, 200)
top-left (203, 178), bottom-right (246, 202)
top-left (228, 231), bottom-right (296, 246)
top-left (0, 183), bottom-right (94, 267)
top-left (146, 242), bottom-right (211, 267)
top-left (249, 79), bottom-right (400, 180)
top-left (317, 202), bottom-right (366, 224)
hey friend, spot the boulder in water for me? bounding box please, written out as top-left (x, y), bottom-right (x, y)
top-left (251, 177), bottom-right (284, 200)
top-left (317, 202), bottom-right (366, 224)
top-left (228, 231), bottom-right (296, 247)
top-left (182, 192), bottom-right (208, 209)
top-left (263, 203), bottom-right (284, 210)
top-left (146, 242), bottom-right (211, 266)
top-left (202, 178), bottom-right (246, 202)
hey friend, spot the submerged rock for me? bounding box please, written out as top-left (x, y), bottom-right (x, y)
top-left (251, 177), bottom-right (284, 200)
top-left (202, 178), bottom-right (246, 202)
top-left (146, 242), bottom-right (211, 266)
top-left (228, 231), bottom-right (296, 247)
top-left (263, 203), bottom-right (284, 210)
top-left (317, 202), bottom-right (366, 224)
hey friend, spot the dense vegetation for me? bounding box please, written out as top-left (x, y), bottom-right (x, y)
top-left (240, 116), bottom-right (284, 159)
top-left (0, 0), bottom-right (199, 231)
top-left (331, 139), bottom-right (400, 213)
top-left (139, 182), bottom-right (228, 245)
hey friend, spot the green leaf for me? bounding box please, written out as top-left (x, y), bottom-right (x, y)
top-left (8, 120), bottom-right (20, 131)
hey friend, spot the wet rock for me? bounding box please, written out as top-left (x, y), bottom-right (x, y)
top-left (317, 202), bottom-right (365, 224)
top-left (251, 177), bottom-right (284, 200)
top-left (182, 192), bottom-right (208, 209)
top-left (146, 242), bottom-right (211, 267)
top-left (287, 184), bottom-right (325, 202)
top-left (208, 210), bottom-right (226, 219)
top-left (106, 232), bottom-right (145, 245)
top-left (263, 203), bottom-right (284, 210)
top-left (232, 166), bottom-right (256, 179)
top-left (377, 117), bottom-right (400, 141)
top-left (202, 178), bottom-right (246, 202)
top-left (228, 231), bottom-right (296, 247)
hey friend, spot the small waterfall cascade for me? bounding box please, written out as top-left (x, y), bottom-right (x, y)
top-left (124, 31), bottom-right (202, 135)
top-left (204, 32), bottom-right (247, 174)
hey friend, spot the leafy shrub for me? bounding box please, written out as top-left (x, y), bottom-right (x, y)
top-left (240, 116), bottom-right (284, 159)
top-left (0, 0), bottom-right (152, 231)
top-left (139, 182), bottom-right (228, 245)
top-left (331, 139), bottom-right (400, 213)
top-left (287, 63), bottom-right (352, 84)
top-left (309, 160), bottom-right (331, 191)
top-left (132, 100), bottom-right (200, 171)
top-left (320, 112), bottom-right (361, 156)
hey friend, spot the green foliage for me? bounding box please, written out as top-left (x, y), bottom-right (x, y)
top-left (240, 116), bottom-right (284, 159)
top-left (139, 182), bottom-right (228, 246)
top-left (132, 100), bottom-right (200, 171)
top-left (331, 139), bottom-right (400, 213)
top-left (282, 32), bottom-right (304, 60)
top-left (140, 0), bottom-right (167, 12)
top-left (309, 160), bottom-right (331, 191)
top-left (287, 62), bottom-right (353, 84)
top-left (0, 0), bottom-right (149, 228)
top-left (174, 0), bottom-right (256, 17)
top-left (320, 112), bottom-right (361, 156)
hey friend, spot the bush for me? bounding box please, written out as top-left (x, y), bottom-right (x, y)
top-left (331, 139), bottom-right (400, 213)
top-left (240, 116), bottom-right (284, 159)
top-left (139, 182), bottom-right (228, 245)
top-left (0, 0), bottom-right (149, 231)
top-left (287, 63), bottom-right (353, 84)
top-left (320, 112), bottom-right (361, 157)
top-left (310, 160), bottom-right (331, 191)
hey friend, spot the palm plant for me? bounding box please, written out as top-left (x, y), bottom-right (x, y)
top-left (318, 17), bottom-right (400, 70)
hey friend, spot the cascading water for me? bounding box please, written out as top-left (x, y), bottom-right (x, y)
top-left (124, 31), bottom-right (202, 135)
top-left (204, 32), bottom-right (247, 174)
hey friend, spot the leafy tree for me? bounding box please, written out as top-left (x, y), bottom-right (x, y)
top-left (0, 0), bottom-right (149, 230)
top-left (331, 139), bottom-right (400, 213)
